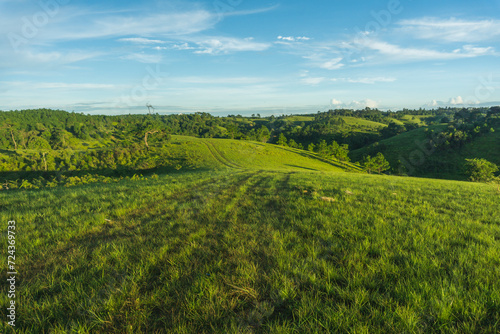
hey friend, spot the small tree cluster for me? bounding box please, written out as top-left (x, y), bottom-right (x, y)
top-left (465, 158), bottom-right (498, 182)
top-left (363, 152), bottom-right (390, 174)
top-left (311, 139), bottom-right (350, 162)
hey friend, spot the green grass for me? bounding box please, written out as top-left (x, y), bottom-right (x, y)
top-left (400, 115), bottom-right (435, 126)
top-left (341, 116), bottom-right (387, 129)
top-left (1, 136), bottom-right (499, 332)
top-left (282, 116), bottom-right (315, 123)
top-left (167, 136), bottom-right (360, 173)
top-left (1, 165), bottom-right (499, 333)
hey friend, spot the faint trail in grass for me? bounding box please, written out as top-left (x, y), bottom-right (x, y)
top-left (202, 141), bottom-right (243, 169)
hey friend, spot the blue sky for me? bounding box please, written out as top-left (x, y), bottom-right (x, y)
top-left (1, 0), bottom-right (500, 115)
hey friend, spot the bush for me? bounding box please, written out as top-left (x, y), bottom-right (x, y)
top-left (465, 158), bottom-right (499, 182)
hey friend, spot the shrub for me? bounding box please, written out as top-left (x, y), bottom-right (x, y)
top-left (465, 158), bottom-right (499, 182)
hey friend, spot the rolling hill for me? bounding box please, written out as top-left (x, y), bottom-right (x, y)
top-left (1, 136), bottom-right (499, 333)
top-left (175, 136), bottom-right (360, 172)
top-left (349, 124), bottom-right (500, 180)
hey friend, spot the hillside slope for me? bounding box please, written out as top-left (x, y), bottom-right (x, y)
top-left (187, 137), bottom-right (360, 172)
top-left (1, 169), bottom-right (499, 333)
top-left (0, 136), bottom-right (362, 179)
top-left (350, 125), bottom-right (500, 180)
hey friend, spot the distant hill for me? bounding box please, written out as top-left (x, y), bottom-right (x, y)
top-left (132, 135), bottom-right (362, 173)
top-left (350, 124), bottom-right (500, 180)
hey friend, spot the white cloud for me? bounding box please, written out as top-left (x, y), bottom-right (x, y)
top-left (449, 96), bottom-right (464, 105)
top-left (223, 5), bottom-right (280, 17)
top-left (118, 37), bottom-right (166, 44)
top-left (398, 17), bottom-right (500, 43)
top-left (331, 99), bottom-right (379, 109)
top-left (172, 43), bottom-right (196, 50)
top-left (1, 81), bottom-right (120, 90)
top-left (319, 58), bottom-right (344, 70)
top-left (193, 37), bottom-right (270, 54)
top-left (45, 11), bottom-right (217, 41)
top-left (36, 83), bottom-right (117, 89)
top-left (276, 36), bottom-right (311, 43)
top-left (357, 39), bottom-right (496, 61)
top-left (301, 77), bottom-right (327, 85)
top-left (424, 96), bottom-right (481, 108)
top-left (21, 50), bottom-right (103, 65)
top-left (121, 52), bottom-right (162, 63)
top-left (346, 77), bottom-right (396, 84)
top-left (171, 76), bottom-right (270, 85)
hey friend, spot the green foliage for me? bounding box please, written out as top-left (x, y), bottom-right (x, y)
top-left (465, 158), bottom-right (499, 182)
top-left (277, 133), bottom-right (288, 146)
top-left (363, 152), bottom-right (390, 174)
top-left (27, 136), bottom-right (51, 149)
top-left (287, 138), bottom-right (298, 148)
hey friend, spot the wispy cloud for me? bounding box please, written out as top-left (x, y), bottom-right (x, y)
top-left (277, 36), bottom-right (311, 42)
top-left (121, 52), bottom-right (162, 63)
top-left (301, 77), bottom-right (328, 85)
top-left (223, 5), bottom-right (280, 17)
top-left (118, 37), bottom-right (166, 44)
top-left (398, 17), bottom-right (500, 43)
top-left (357, 39), bottom-right (496, 61)
top-left (171, 76), bottom-right (271, 85)
top-left (1, 81), bottom-right (120, 90)
top-left (319, 58), bottom-right (344, 70)
top-left (21, 50), bottom-right (103, 66)
top-left (193, 37), bottom-right (271, 54)
top-left (41, 10), bottom-right (217, 42)
top-left (346, 77), bottom-right (396, 84)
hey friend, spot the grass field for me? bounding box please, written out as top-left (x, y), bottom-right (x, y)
top-left (341, 117), bottom-right (387, 130)
top-left (1, 138), bottom-right (499, 333)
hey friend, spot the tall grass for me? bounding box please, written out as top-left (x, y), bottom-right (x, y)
top-left (1, 169), bottom-right (499, 333)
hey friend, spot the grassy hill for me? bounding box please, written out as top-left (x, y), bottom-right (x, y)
top-left (1, 135), bottom-right (499, 333)
top-left (172, 136), bottom-right (361, 173)
top-left (0, 136), bottom-right (361, 185)
top-left (341, 116), bottom-right (387, 129)
top-left (350, 124), bottom-right (500, 180)
top-left (1, 167), bottom-right (499, 333)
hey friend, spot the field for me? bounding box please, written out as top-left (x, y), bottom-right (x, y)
top-left (1, 138), bottom-right (499, 333)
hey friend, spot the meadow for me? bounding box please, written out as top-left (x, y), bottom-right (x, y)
top-left (1, 140), bottom-right (499, 333)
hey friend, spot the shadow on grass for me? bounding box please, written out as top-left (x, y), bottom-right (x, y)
top-left (271, 145), bottom-right (363, 172)
top-left (284, 164), bottom-right (317, 171)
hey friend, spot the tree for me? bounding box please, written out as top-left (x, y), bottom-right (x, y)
top-left (363, 155), bottom-right (376, 174)
top-left (288, 138), bottom-right (298, 148)
top-left (329, 141), bottom-right (350, 162)
top-left (307, 143), bottom-right (315, 152)
top-left (381, 122), bottom-right (406, 139)
top-left (277, 133), bottom-right (288, 146)
top-left (363, 153), bottom-right (390, 174)
top-left (373, 152), bottom-right (390, 173)
top-left (257, 126), bottom-right (270, 143)
top-left (316, 139), bottom-right (328, 157)
top-left (50, 128), bottom-right (67, 149)
top-left (465, 158), bottom-right (499, 182)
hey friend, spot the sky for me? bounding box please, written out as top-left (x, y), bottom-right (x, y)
top-left (1, 0), bottom-right (500, 116)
